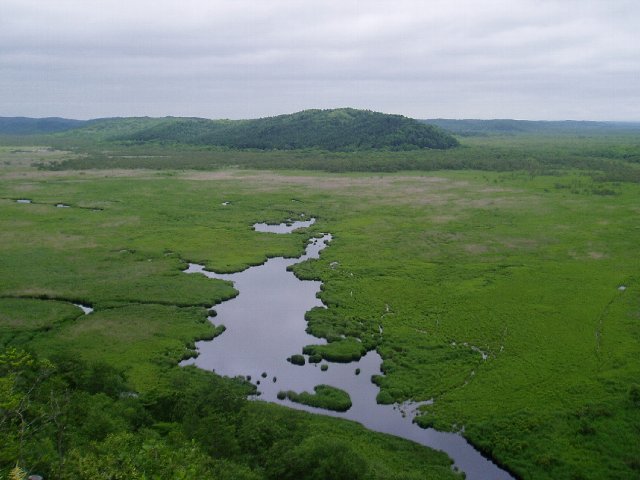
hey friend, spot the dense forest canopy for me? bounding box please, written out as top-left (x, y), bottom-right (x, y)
top-left (110, 109), bottom-right (460, 150)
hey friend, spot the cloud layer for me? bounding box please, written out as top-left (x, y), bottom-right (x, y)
top-left (1, 0), bottom-right (638, 119)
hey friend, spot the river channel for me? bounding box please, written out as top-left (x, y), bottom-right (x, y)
top-left (181, 220), bottom-right (513, 480)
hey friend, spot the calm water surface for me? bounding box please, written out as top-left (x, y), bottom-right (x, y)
top-left (253, 217), bottom-right (315, 233)
top-left (182, 221), bottom-right (513, 480)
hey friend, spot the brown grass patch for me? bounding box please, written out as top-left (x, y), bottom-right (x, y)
top-left (0, 169), bottom-right (159, 180)
top-left (182, 171), bottom-right (462, 191)
top-left (501, 238), bottom-right (539, 250)
top-left (464, 244), bottom-right (489, 254)
top-left (9, 287), bottom-right (58, 297)
top-left (430, 215), bottom-right (457, 224)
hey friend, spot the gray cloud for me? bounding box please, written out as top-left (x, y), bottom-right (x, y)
top-left (1, 0), bottom-right (638, 119)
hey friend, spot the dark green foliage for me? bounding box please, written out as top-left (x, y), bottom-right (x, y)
top-left (59, 432), bottom-right (261, 480)
top-left (629, 384), bottom-right (640, 407)
top-left (288, 354), bottom-right (305, 366)
top-left (102, 108), bottom-right (459, 151)
top-left (280, 385), bottom-right (352, 412)
top-left (303, 338), bottom-right (368, 363)
top-left (376, 390), bottom-right (395, 405)
top-left (308, 353), bottom-right (322, 363)
top-left (47, 351), bottom-right (128, 397)
top-left (0, 349), bottom-right (457, 479)
top-left (265, 435), bottom-right (367, 480)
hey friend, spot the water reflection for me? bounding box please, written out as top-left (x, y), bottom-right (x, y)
top-left (253, 218), bottom-right (315, 233)
top-left (74, 303), bottom-right (94, 315)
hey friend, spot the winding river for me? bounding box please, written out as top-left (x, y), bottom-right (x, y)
top-left (181, 220), bottom-right (513, 480)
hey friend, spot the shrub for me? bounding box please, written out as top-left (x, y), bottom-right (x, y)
top-left (376, 390), bottom-right (394, 405)
top-left (281, 385), bottom-right (352, 412)
top-left (629, 384), bottom-right (640, 407)
top-left (288, 355), bottom-right (305, 366)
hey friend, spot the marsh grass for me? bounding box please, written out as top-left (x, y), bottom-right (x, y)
top-left (302, 338), bottom-right (368, 363)
top-left (1, 146), bottom-right (639, 478)
top-left (0, 298), bottom-right (81, 346)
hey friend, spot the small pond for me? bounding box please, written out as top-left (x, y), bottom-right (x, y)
top-left (253, 217), bottom-right (315, 233)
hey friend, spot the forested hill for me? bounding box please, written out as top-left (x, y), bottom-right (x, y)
top-left (87, 109), bottom-right (460, 150)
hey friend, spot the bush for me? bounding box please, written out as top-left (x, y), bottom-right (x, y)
top-left (281, 385), bottom-right (352, 412)
top-left (288, 354), bottom-right (305, 366)
top-left (266, 435), bottom-right (368, 480)
top-left (629, 384), bottom-right (640, 407)
top-left (376, 390), bottom-right (394, 405)
top-left (308, 354), bottom-right (322, 364)
top-left (302, 338), bottom-right (367, 363)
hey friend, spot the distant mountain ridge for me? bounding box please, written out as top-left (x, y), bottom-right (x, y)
top-left (4, 113), bottom-right (638, 148)
top-left (422, 118), bottom-right (640, 136)
top-left (0, 117), bottom-right (87, 134)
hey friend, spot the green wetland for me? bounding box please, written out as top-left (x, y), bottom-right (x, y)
top-left (182, 225), bottom-right (507, 478)
top-left (1, 122), bottom-right (640, 479)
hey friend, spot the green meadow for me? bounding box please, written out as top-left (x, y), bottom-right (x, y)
top-left (0, 137), bottom-right (639, 478)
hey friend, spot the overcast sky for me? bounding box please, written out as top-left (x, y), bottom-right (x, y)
top-left (1, 0), bottom-right (638, 120)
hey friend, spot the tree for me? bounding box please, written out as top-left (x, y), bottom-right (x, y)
top-left (266, 436), bottom-right (368, 480)
top-left (0, 349), bottom-right (55, 475)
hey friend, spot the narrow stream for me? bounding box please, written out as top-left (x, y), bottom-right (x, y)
top-left (74, 303), bottom-right (94, 315)
top-left (253, 217), bottom-right (315, 233)
top-left (181, 220), bottom-right (513, 480)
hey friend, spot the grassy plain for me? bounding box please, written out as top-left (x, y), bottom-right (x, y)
top-left (0, 141), bottom-right (639, 479)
